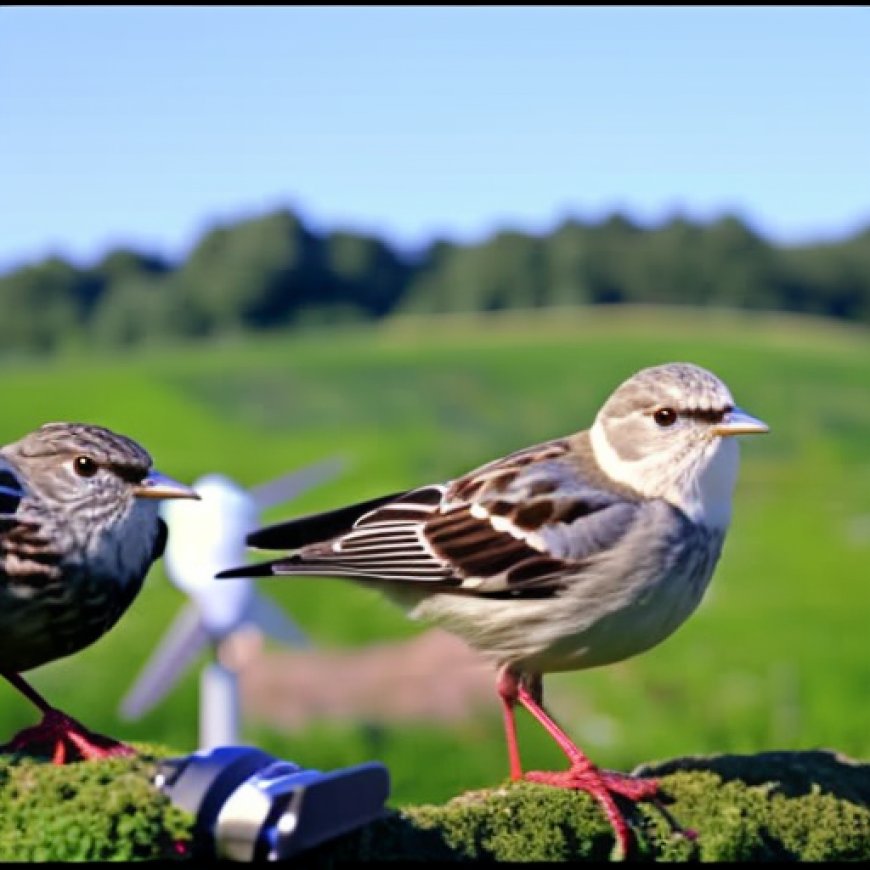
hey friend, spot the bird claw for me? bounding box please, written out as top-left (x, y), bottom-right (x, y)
top-left (595, 769), bottom-right (660, 801)
top-left (524, 765), bottom-right (660, 858)
top-left (525, 764), bottom-right (660, 799)
top-left (524, 766), bottom-right (699, 857)
top-left (0, 708), bottom-right (134, 764)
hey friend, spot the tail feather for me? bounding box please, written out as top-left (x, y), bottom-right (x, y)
top-left (247, 490), bottom-right (408, 551)
top-left (216, 560), bottom-right (285, 579)
top-left (217, 551), bottom-right (453, 585)
top-left (216, 555), bottom-right (383, 582)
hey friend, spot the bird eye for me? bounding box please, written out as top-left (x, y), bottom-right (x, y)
top-left (653, 408), bottom-right (678, 428)
top-left (73, 456), bottom-right (99, 478)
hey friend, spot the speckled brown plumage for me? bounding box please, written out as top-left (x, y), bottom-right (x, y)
top-left (0, 422), bottom-right (197, 763)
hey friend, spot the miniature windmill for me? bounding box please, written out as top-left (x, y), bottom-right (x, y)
top-left (119, 459), bottom-right (344, 748)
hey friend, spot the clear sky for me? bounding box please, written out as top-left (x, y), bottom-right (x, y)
top-left (2, 6), bottom-right (868, 271)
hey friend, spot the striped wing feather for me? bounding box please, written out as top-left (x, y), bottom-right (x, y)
top-left (252, 437), bottom-right (641, 597)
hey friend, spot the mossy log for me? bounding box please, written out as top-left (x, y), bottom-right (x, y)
top-left (0, 745), bottom-right (868, 861)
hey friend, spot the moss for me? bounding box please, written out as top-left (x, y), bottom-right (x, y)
top-left (0, 743), bottom-right (192, 861)
top-left (0, 747), bottom-right (868, 861)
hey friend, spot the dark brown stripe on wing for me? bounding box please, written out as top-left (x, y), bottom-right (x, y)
top-left (455, 543), bottom-right (532, 577)
top-left (449, 438), bottom-right (570, 501)
top-left (424, 502), bottom-right (546, 582)
top-left (552, 499), bottom-right (607, 524)
top-left (513, 500), bottom-right (554, 529)
top-left (427, 524), bottom-right (501, 551)
top-left (476, 586), bottom-right (562, 600)
top-left (425, 534), bottom-right (524, 563)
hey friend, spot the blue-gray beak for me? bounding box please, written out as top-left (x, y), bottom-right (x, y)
top-left (711, 407), bottom-right (770, 437)
top-left (133, 470), bottom-right (200, 500)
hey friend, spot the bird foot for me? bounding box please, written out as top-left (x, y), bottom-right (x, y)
top-left (524, 764), bottom-right (660, 858)
top-left (525, 763), bottom-right (660, 800)
top-left (0, 708), bottom-right (134, 764)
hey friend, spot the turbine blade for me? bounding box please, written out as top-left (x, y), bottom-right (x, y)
top-left (243, 593), bottom-right (310, 648)
top-left (119, 602), bottom-right (210, 720)
top-left (248, 457), bottom-right (346, 511)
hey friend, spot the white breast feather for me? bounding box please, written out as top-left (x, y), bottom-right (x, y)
top-left (590, 418), bottom-right (738, 530)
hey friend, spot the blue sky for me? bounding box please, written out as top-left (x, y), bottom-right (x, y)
top-left (2, 6), bottom-right (868, 271)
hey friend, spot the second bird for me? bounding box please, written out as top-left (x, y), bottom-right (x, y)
top-left (219, 362), bottom-right (769, 856)
top-left (0, 422), bottom-right (199, 764)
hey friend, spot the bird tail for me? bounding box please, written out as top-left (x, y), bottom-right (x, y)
top-left (216, 489), bottom-right (411, 581)
top-left (216, 552), bottom-right (390, 582)
top-left (217, 485), bottom-right (451, 584)
top-left (216, 560), bottom-right (284, 579)
top-left (245, 490), bottom-right (409, 551)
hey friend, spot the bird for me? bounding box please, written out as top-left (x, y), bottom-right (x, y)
top-left (119, 460), bottom-right (344, 744)
top-left (217, 362), bottom-right (769, 856)
top-left (0, 422), bottom-right (199, 764)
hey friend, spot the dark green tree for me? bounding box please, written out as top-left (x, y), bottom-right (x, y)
top-left (0, 257), bottom-right (97, 352)
top-left (324, 231), bottom-right (409, 317)
top-left (173, 210), bottom-right (329, 332)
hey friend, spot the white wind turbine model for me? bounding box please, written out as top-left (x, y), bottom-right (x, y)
top-left (119, 459), bottom-right (344, 749)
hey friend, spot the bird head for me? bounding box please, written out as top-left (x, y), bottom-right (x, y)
top-left (1, 422), bottom-right (199, 562)
top-left (589, 363), bottom-right (768, 528)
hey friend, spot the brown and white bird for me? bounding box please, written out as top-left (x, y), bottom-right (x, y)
top-left (218, 362), bottom-right (769, 855)
top-left (0, 422), bottom-right (199, 764)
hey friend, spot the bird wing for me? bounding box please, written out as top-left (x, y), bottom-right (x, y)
top-left (0, 462), bottom-right (24, 514)
top-left (152, 517), bottom-right (169, 562)
top-left (0, 460), bottom-right (59, 572)
top-left (220, 436), bottom-right (642, 597)
top-left (0, 457), bottom-right (24, 522)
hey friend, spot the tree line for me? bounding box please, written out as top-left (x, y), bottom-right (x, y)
top-left (1, 208), bottom-right (868, 353)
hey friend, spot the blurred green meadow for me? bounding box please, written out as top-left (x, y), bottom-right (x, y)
top-left (1, 305), bottom-right (868, 806)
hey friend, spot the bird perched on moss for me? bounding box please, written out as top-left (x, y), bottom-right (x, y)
top-left (218, 362), bottom-right (769, 856)
top-left (0, 422), bottom-right (199, 764)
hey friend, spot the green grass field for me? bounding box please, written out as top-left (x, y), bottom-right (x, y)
top-left (1, 305), bottom-right (868, 805)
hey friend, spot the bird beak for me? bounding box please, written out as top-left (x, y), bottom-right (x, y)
top-left (132, 471), bottom-right (200, 500)
top-left (711, 407), bottom-right (770, 437)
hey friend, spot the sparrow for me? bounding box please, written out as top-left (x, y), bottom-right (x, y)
top-left (218, 362), bottom-right (769, 855)
top-left (0, 422), bottom-right (199, 764)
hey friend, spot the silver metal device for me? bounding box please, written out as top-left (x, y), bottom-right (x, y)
top-left (154, 745), bottom-right (390, 861)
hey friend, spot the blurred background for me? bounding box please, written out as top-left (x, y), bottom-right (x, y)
top-left (1, 7), bottom-right (868, 805)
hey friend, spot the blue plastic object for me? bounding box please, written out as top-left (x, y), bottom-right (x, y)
top-left (154, 745), bottom-right (390, 861)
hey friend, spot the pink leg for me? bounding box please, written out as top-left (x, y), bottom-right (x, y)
top-left (510, 681), bottom-right (660, 858)
top-left (496, 667), bottom-right (524, 781)
top-left (1, 671), bottom-right (134, 764)
top-left (517, 684), bottom-right (658, 796)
